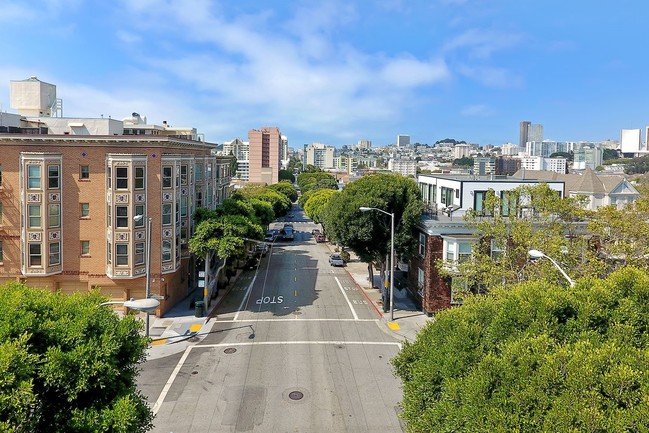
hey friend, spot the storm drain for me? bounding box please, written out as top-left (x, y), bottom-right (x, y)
top-left (224, 347), bottom-right (237, 354)
top-left (288, 391), bottom-right (304, 401)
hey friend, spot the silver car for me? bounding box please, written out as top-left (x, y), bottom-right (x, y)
top-left (328, 254), bottom-right (345, 267)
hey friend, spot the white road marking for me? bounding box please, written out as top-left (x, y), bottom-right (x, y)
top-left (335, 276), bottom-right (359, 320)
top-left (152, 346), bottom-right (192, 415)
top-left (216, 318), bottom-right (376, 323)
top-left (233, 273), bottom-right (258, 321)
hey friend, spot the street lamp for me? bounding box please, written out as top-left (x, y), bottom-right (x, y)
top-left (100, 298), bottom-right (160, 312)
top-left (359, 206), bottom-right (395, 321)
top-left (528, 249), bottom-right (575, 287)
top-left (134, 215), bottom-right (153, 336)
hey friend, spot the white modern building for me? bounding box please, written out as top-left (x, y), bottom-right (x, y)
top-left (573, 143), bottom-right (603, 170)
top-left (526, 140), bottom-right (568, 157)
top-left (388, 158), bottom-right (417, 177)
top-left (501, 143), bottom-right (522, 156)
top-left (520, 156), bottom-right (567, 174)
top-left (453, 144), bottom-right (472, 159)
top-left (304, 142), bottom-right (335, 169)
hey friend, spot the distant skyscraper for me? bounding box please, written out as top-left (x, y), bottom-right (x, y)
top-left (520, 121), bottom-right (543, 147)
top-left (397, 134), bottom-right (410, 147)
top-left (248, 126), bottom-right (281, 184)
top-left (357, 139), bottom-right (372, 149)
top-left (621, 129), bottom-right (642, 154)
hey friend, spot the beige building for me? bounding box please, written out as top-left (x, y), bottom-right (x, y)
top-left (0, 77), bottom-right (232, 316)
top-left (304, 142), bottom-right (335, 169)
top-left (248, 127), bottom-right (281, 184)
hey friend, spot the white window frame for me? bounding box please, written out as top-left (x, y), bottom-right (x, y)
top-left (49, 242), bottom-right (60, 265)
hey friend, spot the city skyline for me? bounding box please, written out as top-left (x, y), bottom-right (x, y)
top-left (1, 1), bottom-right (647, 146)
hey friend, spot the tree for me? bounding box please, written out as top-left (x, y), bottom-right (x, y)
top-left (322, 173), bottom-right (423, 283)
top-left (448, 183), bottom-right (593, 296)
top-left (296, 172), bottom-right (337, 196)
top-left (278, 169), bottom-right (296, 183)
top-left (189, 213), bottom-right (264, 261)
top-left (0, 283), bottom-right (153, 432)
top-left (624, 155), bottom-right (649, 174)
top-left (452, 156), bottom-right (473, 167)
top-left (603, 148), bottom-right (619, 160)
top-left (303, 188), bottom-right (337, 224)
top-left (236, 186), bottom-right (291, 217)
top-left (392, 267), bottom-right (649, 432)
top-left (267, 181), bottom-right (298, 203)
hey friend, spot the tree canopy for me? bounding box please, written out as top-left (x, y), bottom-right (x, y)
top-left (296, 172), bottom-right (338, 196)
top-left (267, 181), bottom-right (298, 203)
top-left (303, 188), bottom-right (337, 224)
top-left (189, 213), bottom-right (264, 260)
top-left (322, 173), bottom-right (423, 267)
top-left (0, 283), bottom-right (153, 432)
top-left (392, 267), bottom-right (649, 432)
top-left (278, 169), bottom-right (296, 184)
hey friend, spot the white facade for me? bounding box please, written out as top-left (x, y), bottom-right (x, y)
top-left (473, 157), bottom-right (495, 175)
top-left (305, 143), bottom-right (335, 169)
top-left (501, 143), bottom-right (522, 156)
top-left (388, 158), bottom-right (417, 177)
top-left (10, 76), bottom-right (58, 117)
top-left (453, 144), bottom-right (472, 159)
top-left (521, 156), bottom-right (566, 174)
top-left (528, 124), bottom-right (544, 142)
top-left (621, 129), bottom-right (642, 153)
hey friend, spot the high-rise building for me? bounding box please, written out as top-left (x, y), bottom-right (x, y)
top-left (357, 139), bottom-right (372, 149)
top-left (388, 158), bottom-right (417, 177)
top-left (397, 134), bottom-right (410, 147)
top-left (304, 142), bottom-right (335, 169)
top-left (0, 78), bottom-right (232, 316)
top-left (526, 140), bottom-right (567, 157)
top-left (248, 127), bottom-right (281, 184)
top-left (473, 157), bottom-right (495, 176)
top-left (520, 121), bottom-right (543, 147)
top-left (281, 135), bottom-right (289, 168)
top-left (573, 143), bottom-right (603, 170)
top-left (621, 129), bottom-right (642, 155)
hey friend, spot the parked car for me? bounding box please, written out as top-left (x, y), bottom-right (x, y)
top-left (282, 227), bottom-right (294, 241)
top-left (315, 233), bottom-right (326, 243)
top-left (255, 243), bottom-right (269, 257)
top-left (329, 253), bottom-right (345, 267)
top-left (265, 229), bottom-right (279, 242)
top-left (311, 229), bottom-right (321, 235)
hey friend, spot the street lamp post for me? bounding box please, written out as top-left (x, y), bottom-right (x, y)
top-left (528, 249), bottom-right (575, 287)
top-left (359, 206), bottom-right (395, 321)
top-left (134, 215), bottom-right (154, 336)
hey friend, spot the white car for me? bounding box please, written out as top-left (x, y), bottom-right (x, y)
top-left (329, 254), bottom-right (345, 267)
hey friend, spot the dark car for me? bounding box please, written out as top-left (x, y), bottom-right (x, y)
top-left (282, 227), bottom-right (294, 241)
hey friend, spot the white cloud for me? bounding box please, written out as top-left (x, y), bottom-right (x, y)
top-left (457, 64), bottom-right (522, 89)
top-left (461, 104), bottom-right (495, 116)
top-left (444, 28), bottom-right (524, 59)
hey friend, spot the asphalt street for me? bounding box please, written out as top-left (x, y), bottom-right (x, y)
top-left (139, 209), bottom-right (406, 433)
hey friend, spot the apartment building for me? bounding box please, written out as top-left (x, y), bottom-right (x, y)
top-left (304, 142), bottom-right (335, 170)
top-left (248, 127), bottom-right (281, 184)
top-left (0, 77), bottom-right (232, 315)
top-left (388, 158), bottom-right (417, 177)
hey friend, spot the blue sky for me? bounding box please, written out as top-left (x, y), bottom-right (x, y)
top-left (0, 0), bottom-right (647, 147)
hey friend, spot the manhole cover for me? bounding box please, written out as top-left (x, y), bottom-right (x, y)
top-left (288, 391), bottom-right (304, 400)
top-left (224, 347), bottom-right (237, 354)
top-left (191, 371), bottom-right (198, 375)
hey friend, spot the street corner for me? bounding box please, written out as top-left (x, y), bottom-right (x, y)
top-left (386, 321), bottom-right (401, 331)
top-left (149, 319), bottom-right (207, 346)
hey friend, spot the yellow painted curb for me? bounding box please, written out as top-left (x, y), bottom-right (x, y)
top-left (189, 323), bottom-right (202, 333)
top-left (387, 322), bottom-right (400, 330)
top-left (151, 339), bottom-right (167, 346)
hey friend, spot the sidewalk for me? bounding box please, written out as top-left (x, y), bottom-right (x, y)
top-left (146, 248), bottom-right (432, 359)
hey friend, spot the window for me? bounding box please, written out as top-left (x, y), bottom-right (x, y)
top-left (418, 233), bottom-right (426, 257)
top-left (180, 165), bottom-right (187, 185)
top-left (107, 241), bottom-right (111, 264)
top-left (162, 203), bottom-right (172, 225)
top-left (162, 166), bottom-right (173, 188)
top-left (107, 167), bottom-right (111, 188)
top-left (80, 203), bottom-right (90, 217)
top-left (445, 241), bottom-right (455, 262)
top-left (28, 165), bottom-right (41, 189)
top-left (0, 203), bottom-right (3, 225)
top-left (501, 191), bottom-right (518, 217)
top-left (0, 240), bottom-right (3, 262)
top-left (491, 239), bottom-right (504, 261)
top-left (48, 204), bottom-right (60, 228)
top-left (195, 191), bottom-right (202, 208)
top-left (440, 186), bottom-right (454, 206)
top-left (180, 196), bottom-right (187, 217)
top-left (115, 167), bottom-right (128, 189)
top-left (107, 205), bottom-right (111, 227)
top-left (28, 204), bottom-right (41, 228)
top-left (135, 166), bottom-right (145, 189)
top-left (81, 240), bottom-right (90, 255)
top-left (116, 206), bottom-right (128, 228)
top-left (458, 242), bottom-right (472, 263)
top-left (116, 244), bottom-right (128, 266)
top-left (49, 242), bottom-right (60, 265)
top-left (195, 164), bottom-right (203, 181)
top-left (206, 163), bottom-right (212, 179)
top-left (162, 239), bottom-right (172, 262)
top-left (29, 243), bottom-right (42, 266)
top-left (0, 163), bottom-right (3, 186)
top-left (134, 205), bottom-right (145, 228)
top-left (48, 165), bottom-right (60, 189)
top-left (135, 242), bottom-right (145, 265)
top-left (80, 165), bottom-right (90, 179)
top-left (418, 268), bottom-right (425, 290)
top-left (206, 184), bottom-right (213, 207)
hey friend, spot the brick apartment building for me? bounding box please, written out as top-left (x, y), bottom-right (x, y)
top-left (248, 127), bottom-right (281, 184)
top-left (0, 77), bottom-right (232, 315)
